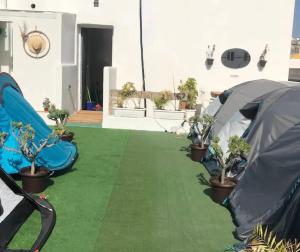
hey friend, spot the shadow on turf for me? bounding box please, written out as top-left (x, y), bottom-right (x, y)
top-left (197, 173), bottom-right (214, 200)
top-left (197, 173), bottom-right (210, 186)
top-left (180, 146), bottom-right (192, 159)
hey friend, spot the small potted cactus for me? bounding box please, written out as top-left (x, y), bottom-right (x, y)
top-left (47, 105), bottom-right (74, 142)
top-left (42, 98), bottom-right (51, 112)
top-left (190, 114), bottom-right (215, 162)
top-left (0, 122), bottom-right (59, 193)
top-left (209, 135), bottom-right (250, 204)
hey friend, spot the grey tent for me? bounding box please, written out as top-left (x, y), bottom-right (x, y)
top-left (190, 79), bottom-right (292, 146)
top-left (212, 79), bottom-right (293, 135)
top-left (229, 85), bottom-right (300, 241)
top-left (197, 80), bottom-right (297, 175)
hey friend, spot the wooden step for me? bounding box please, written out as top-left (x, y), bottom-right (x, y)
top-left (68, 110), bottom-right (102, 124)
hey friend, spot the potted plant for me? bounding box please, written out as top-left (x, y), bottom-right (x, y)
top-left (113, 82), bottom-right (146, 118)
top-left (153, 90), bottom-right (185, 120)
top-left (190, 114), bottom-right (215, 162)
top-left (178, 78), bottom-right (198, 119)
top-left (0, 122), bottom-right (58, 193)
top-left (209, 135), bottom-right (250, 204)
top-left (42, 98), bottom-right (51, 112)
top-left (47, 105), bottom-right (74, 142)
top-left (86, 86), bottom-right (96, 110)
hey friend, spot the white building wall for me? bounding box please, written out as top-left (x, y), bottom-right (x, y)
top-left (1, 0), bottom-right (296, 121)
top-left (0, 11), bottom-right (64, 110)
top-left (0, 11), bottom-right (77, 113)
top-left (5, 0), bottom-right (295, 102)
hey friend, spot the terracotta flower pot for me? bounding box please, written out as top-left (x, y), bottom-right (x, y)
top-left (44, 108), bottom-right (49, 112)
top-left (209, 176), bottom-right (237, 204)
top-left (179, 101), bottom-right (187, 110)
top-left (20, 167), bottom-right (52, 193)
top-left (190, 144), bottom-right (208, 162)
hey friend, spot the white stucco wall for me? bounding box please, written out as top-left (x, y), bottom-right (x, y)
top-left (0, 11), bottom-right (63, 110)
top-left (0, 0), bottom-right (296, 130)
top-left (4, 0), bottom-right (295, 101)
top-left (0, 11), bottom-right (77, 113)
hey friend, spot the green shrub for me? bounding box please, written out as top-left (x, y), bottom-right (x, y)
top-left (117, 82), bottom-right (137, 108)
top-left (154, 90), bottom-right (172, 110)
top-left (211, 135), bottom-right (250, 184)
top-left (178, 78), bottom-right (198, 109)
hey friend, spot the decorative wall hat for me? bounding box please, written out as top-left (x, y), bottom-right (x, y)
top-left (19, 25), bottom-right (50, 59)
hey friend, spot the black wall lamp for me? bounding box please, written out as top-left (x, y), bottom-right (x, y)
top-left (206, 44), bottom-right (216, 66)
top-left (258, 44), bottom-right (269, 68)
top-left (94, 0), bottom-right (99, 7)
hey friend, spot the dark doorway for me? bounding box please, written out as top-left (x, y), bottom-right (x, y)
top-left (81, 27), bottom-right (113, 109)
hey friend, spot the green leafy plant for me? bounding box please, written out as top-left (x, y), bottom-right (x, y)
top-left (117, 82), bottom-right (137, 108)
top-left (178, 78), bottom-right (198, 109)
top-left (42, 98), bottom-right (51, 110)
top-left (211, 135), bottom-right (250, 184)
top-left (189, 114), bottom-right (215, 148)
top-left (47, 104), bottom-right (71, 136)
top-left (153, 90), bottom-right (172, 110)
top-left (0, 122), bottom-right (58, 175)
top-left (241, 224), bottom-right (300, 252)
top-left (226, 135), bottom-right (251, 166)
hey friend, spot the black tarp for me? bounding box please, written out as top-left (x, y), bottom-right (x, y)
top-left (229, 86), bottom-right (300, 240)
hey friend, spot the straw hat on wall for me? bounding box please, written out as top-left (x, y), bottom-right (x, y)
top-left (23, 31), bottom-right (50, 59)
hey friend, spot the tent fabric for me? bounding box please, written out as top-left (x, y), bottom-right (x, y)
top-left (193, 79), bottom-right (292, 151)
top-left (0, 168), bottom-right (55, 251)
top-left (188, 97), bottom-right (222, 144)
top-left (203, 97), bottom-right (222, 117)
top-left (217, 111), bottom-right (251, 159)
top-left (0, 73), bottom-right (77, 174)
top-left (200, 111), bottom-right (250, 177)
top-left (229, 86), bottom-right (300, 240)
top-left (199, 79), bottom-right (298, 177)
top-left (212, 79), bottom-right (289, 135)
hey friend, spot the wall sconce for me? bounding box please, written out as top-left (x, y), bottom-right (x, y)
top-left (206, 44), bottom-right (216, 66)
top-left (94, 0), bottom-right (99, 7)
top-left (258, 44), bottom-right (269, 68)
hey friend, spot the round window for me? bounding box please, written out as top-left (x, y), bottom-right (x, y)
top-left (221, 48), bottom-right (251, 69)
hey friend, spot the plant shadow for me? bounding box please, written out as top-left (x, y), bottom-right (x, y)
top-left (203, 187), bottom-right (213, 198)
top-left (46, 178), bottom-right (55, 188)
top-left (52, 167), bottom-right (78, 177)
top-left (197, 173), bottom-right (210, 186)
top-left (180, 146), bottom-right (190, 152)
top-left (180, 145), bottom-right (192, 159)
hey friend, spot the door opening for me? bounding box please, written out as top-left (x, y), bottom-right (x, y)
top-left (81, 27), bottom-right (113, 110)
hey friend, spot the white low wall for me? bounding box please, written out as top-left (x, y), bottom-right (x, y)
top-left (104, 116), bottom-right (191, 133)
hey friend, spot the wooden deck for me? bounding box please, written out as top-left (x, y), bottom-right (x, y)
top-left (68, 110), bottom-right (103, 124)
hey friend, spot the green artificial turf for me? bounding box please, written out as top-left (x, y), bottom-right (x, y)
top-left (9, 128), bottom-right (236, 252)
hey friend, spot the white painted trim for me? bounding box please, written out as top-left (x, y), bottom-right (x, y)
top-left (77, 25), bottom-right (82, 110)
